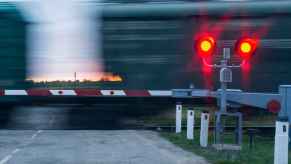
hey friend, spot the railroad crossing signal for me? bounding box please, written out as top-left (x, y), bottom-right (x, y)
top-left (193, 35), bottom-right (259, 148)
top-left (195, 35), bottom-right (216, 58)
top-left (194, 35), bottom-right (258, 61)
top-left (235, 37), bottom-right (258, 60)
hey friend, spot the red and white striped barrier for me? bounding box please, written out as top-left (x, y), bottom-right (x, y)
top-left (0, 89), bottom-right (172, 97)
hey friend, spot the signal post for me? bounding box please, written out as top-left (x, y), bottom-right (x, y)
top-left (174, 34), bottom-right (289, 160)
top-left (212, 48), bottom-right (243, 148)
top-left (194, 35), bottom-right (258, 149)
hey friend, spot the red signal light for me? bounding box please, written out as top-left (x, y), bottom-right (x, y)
top-left (195, 35), bottom-right (216, 57)
top-left (235, 38), bottom-right (258, 60)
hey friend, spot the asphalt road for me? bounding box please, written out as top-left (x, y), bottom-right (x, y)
top-left (0, 106), bottom-right (208, 164)
top-left (0, 130), bottom-right (208, 164)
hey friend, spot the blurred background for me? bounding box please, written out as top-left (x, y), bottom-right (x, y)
top-left (1, 0), bottom-right (291, 92)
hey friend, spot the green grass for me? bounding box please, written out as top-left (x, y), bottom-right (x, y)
top-left (160, 131), bottom-right (291, 164)
top-left (137, 105), bottom-right (281, 163)
top-left (139, 106), bottom-right (277, 127)
top-left (139, 106), bottom-right (215, 126)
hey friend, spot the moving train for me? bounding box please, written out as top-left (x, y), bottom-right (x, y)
top-left (101, 1), bottom-right (291, 92)
top-left (1, 1), bottom-right (291, 93)
top-left (0, 2), bottom-right (27, 89)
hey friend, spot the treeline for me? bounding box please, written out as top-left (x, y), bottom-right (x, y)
top-left (31, 80), bottom-right (122, 89)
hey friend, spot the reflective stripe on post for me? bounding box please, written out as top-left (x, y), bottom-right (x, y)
top-left (200, 112), bottom-right (209, 147)
top-left (176, 103), bottom-right (182, 133)
top-left (187, 110), bottom-right (194, 140)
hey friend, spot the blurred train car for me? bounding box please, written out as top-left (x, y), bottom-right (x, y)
top-left (0, 2), bottom-right (29, 89)
top-left (100, 0), bottom-right (291, 92)
top-left (0, 1), bottom-right (291, 95)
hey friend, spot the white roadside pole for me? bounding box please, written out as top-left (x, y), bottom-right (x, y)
top-left (274, 117), bottom-right (289, 164)
top-left (176, 103), bottom-right (182, 133)
top-left (200, 112), bottom-right (210, 147)
top-left (187, 109), bottom-right (194, 140)
top-left (274, 85), bottom-right (291, 164)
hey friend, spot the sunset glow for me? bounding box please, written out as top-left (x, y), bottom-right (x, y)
top-left (27, 72), bottom-right (123, 82)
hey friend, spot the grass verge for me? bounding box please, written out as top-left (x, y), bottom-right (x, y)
top-left (160, 131), bottom-right (291, 164)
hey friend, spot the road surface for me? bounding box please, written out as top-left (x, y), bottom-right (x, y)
top-left (0, 130), bottom-right (208, 164)
top-left (0, 106), bottom-right (208, 164)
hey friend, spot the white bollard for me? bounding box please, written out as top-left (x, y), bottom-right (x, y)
top-left (187, 110), bottom-right (195, 140)
top-left (200, 112), bottom-right (210, 147)
top-left (176, 103), bottom-right (182, 133)
top-left (274, 118), bottom-right (289, 164)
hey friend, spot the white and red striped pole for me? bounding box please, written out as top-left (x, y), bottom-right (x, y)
top-left (1, 89), bottom-right (173, 97)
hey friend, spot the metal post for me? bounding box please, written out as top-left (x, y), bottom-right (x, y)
top-left (176, 102), bottom-right (182, 133)
top-left (279, 85), bottom-right (291, 149)
top-left (214, 112), bottom-right (221, 144)
top-left (215, 48), bottom-right (230, 144)
top-left (74, 72), bottom-right (77, 88)
top-left (236, 113), bottom-right (243, 145)
top-left (220, 82), bottom-right (227, 112)
top-left (187, 109), bottom-right (194, 140)
top-left (214, 48), bottom-right (242, 148)
top-left (219, 48), bottom-right (230, 113)
top-left (279, 85), bottom-right (291, 121)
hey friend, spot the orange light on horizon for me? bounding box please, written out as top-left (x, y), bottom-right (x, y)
top-left (99, 73), bottom-right (122, 82)
top-left (27, 72), bottom-right (123, 83)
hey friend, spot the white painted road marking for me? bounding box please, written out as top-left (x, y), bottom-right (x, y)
top-left (0, 155), bottom-right (12, 164)
top-left (31, 130), bottom-right (42, 140)
top-left (0, 130), bottom-right (43, 164)
top-left (11, 149), bottom-right (20, 154)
